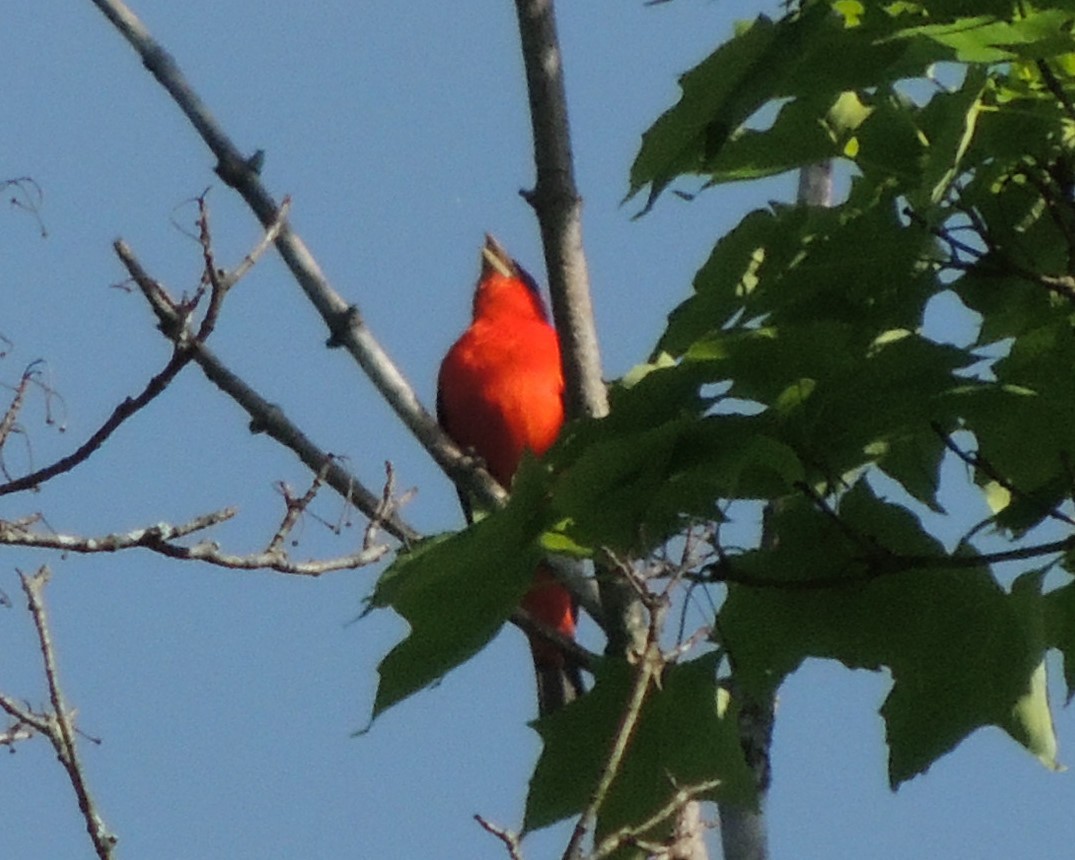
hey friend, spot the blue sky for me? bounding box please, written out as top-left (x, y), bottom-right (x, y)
top-left (4, 2), bottom-right (1074, 858)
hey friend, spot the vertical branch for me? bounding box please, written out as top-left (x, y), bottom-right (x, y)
top-left (512, 0), bottom-right (608, 422)
top-left (796, 161), bottom-right (833, 208)
top-left (512, 0), bottom-right (645, 657)
top-left (512, 4), bottom-right (667, 853)
top-left (20, 568), bottom-right (117, 859)
top-left (718, 158), bottom-right (832, 860)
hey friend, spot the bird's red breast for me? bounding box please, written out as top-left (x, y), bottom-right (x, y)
top-left (437, 237), bottom-right (581, 713)
top-left (437, 236), bottom-right (565, 487)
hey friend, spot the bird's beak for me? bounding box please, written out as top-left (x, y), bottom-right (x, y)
top-left (481, 233), bottom-right (515, 279)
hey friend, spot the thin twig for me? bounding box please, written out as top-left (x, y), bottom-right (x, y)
top-left (0, 695), bottom-right (52, 736)
top-left (0, 510), bottom-right (387, 576)
top-left (0, 716), bottom-right (37, 748)
top-left (363, 461), bottom-right (397, 551)
top-left (933, 422), bottom-right (1075, 528)
top-left (18, 568), bottom-right (117, 859)
top-left (907, 204), bottom-right (1075, 303)
top-left (474, 815), bottom-right (526, 860)
top-left (266, 459), bottom-right (331, 555)
top-left (0, 363), bottom-right (36, 449)
top-left (0, 347), bottom-right (193, 497)
top-left (2, 177), bottom-right (47, 237)
top-left (562, 608), bottom-right (663, 860)
top-left (590, 779), bottom-right (720, 860)
top-left (113, 238), bottom-right (420, 544)
top-left (229, 195), bottom-right (291, 284)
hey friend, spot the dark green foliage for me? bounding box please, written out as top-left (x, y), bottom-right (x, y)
top-left (526, 655), bottom-right (755, 836)
top-left (371, 0), bottom-right (1075, 837)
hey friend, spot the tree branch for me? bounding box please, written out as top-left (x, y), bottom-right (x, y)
top-left (0, 509), bottom-right (387, 576)
top-left (0, 345), bottom-right (193, 497)
top-left (512, 0), bottom-right (643, 703)
top-left (113, 238), bottom-right (421, 545)
top-left (13, 568), bottom-right (117, 859)
top-left (475, 814), bottom-right (526, 860)
top-left (562, 601), bottom-right (664, 860)
top-left (591, 779), bottom-right (719, 860)
top-left (512, 0), bottom-right (608, 423)
top-left (87, 0), bottom-right (505, 513)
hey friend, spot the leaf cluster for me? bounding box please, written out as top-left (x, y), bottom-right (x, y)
top-left (373, 0), bottom-right (1075, 846)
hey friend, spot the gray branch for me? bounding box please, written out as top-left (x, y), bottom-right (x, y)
top-left (512, 0), bottom-right (609, 422)
top-left (88, 0), bottom-right (505, 513)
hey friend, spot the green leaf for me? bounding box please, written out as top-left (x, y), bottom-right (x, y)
top-left (629, 13), bottom-right (787, 209)
top-left (913, 67), bottom-right (989, 206)
top-left (889, 9), bottom-right (1075, 63)
top-left (1006, 571), bottom-right (1059, 771)
top-left (1046, 576), bottom-right (1075, 701)
top-left (719, 483), bottom-right (1056, 784)
top-left (952, 266), bottom-right (1058, 347)
top-left (547, 366), bottom-right (805, 550)
top-left (546, 363), bottom-right (713, 551)
top-left (630, 4), bottom-right (956, 207)
top-left (525, 654), bottom-right (755, 837)
top-left (368, 471), bottom-right (550, 717)
top-left (553, 417), bottom-right (692, 551)
top-left (957, 319), bottom-right (1075, 533)
top-left (700, 92), bottom-right (847, 183)
top-left (680, 319), bottom-right (968, 505)
top-left (663, 194), bottom-right (943, 366)
top-left (658, 209), bottom-right (780, 356)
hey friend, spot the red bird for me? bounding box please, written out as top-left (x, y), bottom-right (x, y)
top-left (437, 235), bottom-right (583, 715)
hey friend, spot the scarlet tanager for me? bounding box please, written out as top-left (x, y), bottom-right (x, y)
top-left (437, 235), bottom-right (584, 715)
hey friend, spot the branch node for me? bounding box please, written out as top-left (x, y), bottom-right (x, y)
top-left (245, 149), bottom-right (266, 175)
top-left (248, 402), bottom-right (285, 435)
top-left (214, 152), bottom-right (260, 190)
top-left (326, 306), bottom-right (361, 349)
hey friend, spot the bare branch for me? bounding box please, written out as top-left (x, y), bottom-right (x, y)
top-left (512, 0), bottom-right (607, 422)
top-left (590, 780), bottom-right (719, 860)
top-left (0, 695), bottom-right (52, 736)
top-left (562, 604), bottom-right (664, 860)
top-left (266, 460), bottom-right (332, 556)
top-left (475, 814), bottom-right (526, 860)
top-left (512, 0), bottom-right (637, 667)
top-left (0, 716), bottom-right (38, 748)
top-left (87, 0), bottom-right (504, 512)
top-left (113, 239), bottom-right (421, 545)
top-left (796, 161), bottom-right (833, 208)
top-left (17, 568), bottom-right (117, 859)
top-left (0, 363), bottom-right (36, 449)
top-left (0, 347), bottom-right (193, 497)
top-left (228, 195), bottom-right (290, 285)
top-left (0, 508), bottom-right (387, 576)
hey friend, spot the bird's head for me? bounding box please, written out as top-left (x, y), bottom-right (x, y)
top-left (473, 234), bottom-right (550, 323)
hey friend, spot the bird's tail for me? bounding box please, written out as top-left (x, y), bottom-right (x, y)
top-left (523, 564), bottom-right (584, 716)
top-left (533, 655), bottom-right (585, 716)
